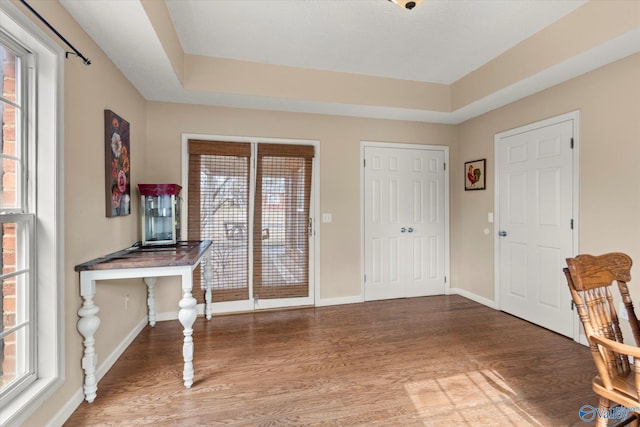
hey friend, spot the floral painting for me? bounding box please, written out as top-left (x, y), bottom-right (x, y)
top-left (104, 110), bottom-right (131, 216)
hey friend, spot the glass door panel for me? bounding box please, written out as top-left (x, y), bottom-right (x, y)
top-left (188, 141), bottom-right (250, 302)
top-left (253, 145), bottom-right (313, 300)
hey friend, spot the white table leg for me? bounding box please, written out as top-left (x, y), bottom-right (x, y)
top-left (144, 277), bottom-right (157, 327)
top-left (203, 252), bottom-right (214, 320)
top-left (77, 276), bottom-right (101, 403)
top-left (178, 272), bottom-right (197, 388)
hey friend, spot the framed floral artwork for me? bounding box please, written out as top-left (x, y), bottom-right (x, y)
top-left (104, 110), bottom-right (131, 216)
top-left (464, 158), bottom-right (486, 191)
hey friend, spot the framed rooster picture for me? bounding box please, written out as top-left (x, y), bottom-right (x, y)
top-left (464, 159), bottom-right (486, 191)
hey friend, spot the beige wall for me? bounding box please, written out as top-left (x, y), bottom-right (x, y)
top-left (451, 1), bottom-right (640, 110)
top-left (145, 102), bottom-right (457, 311)
top-left (184, 55), bottom-right (451, 112)
top-left (453, 53), bottom-right (640, 301)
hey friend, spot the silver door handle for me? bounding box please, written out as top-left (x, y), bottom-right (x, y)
top-left (401, 227), bottom-right (406, 233)
top-left (498, 231), bottom-right (508, 237)
top-left (407, 228), bottom-right (414, 233)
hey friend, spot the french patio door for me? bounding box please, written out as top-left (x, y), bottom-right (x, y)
top-left (187, 139), bottom-right (315, 312)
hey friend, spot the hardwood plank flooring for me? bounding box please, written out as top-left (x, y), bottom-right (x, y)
top-left (65, 296), bottom-right (599, 426)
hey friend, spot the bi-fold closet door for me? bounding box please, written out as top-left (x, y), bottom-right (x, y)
top-left (363, 144), bottom-right (447, 301)
top-left (187, 139), bottom-right (315, 312)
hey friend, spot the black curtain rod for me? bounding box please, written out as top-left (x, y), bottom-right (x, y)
top-left (19, 0), bottom-right (91, 65)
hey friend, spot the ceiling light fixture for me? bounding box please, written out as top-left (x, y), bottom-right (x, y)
top-left (388, 0), bottom-right (423, 10)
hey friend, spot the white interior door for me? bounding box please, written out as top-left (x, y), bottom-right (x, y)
top-left (496, 116), bottom-right (576, 337)
top-left (364, 145), bottom-right (446, 301)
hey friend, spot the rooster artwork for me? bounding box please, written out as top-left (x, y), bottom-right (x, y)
top-left (465, 159), bottom-right (486, 190)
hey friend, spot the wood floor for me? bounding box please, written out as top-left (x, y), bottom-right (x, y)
top-left (65, 295), bottom-right (599, 426)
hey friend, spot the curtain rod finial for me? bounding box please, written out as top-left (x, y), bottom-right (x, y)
top-left (65, 51), bottom-right (91, 65)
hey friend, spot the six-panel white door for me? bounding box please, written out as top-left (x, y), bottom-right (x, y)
top-left (497, 119), bottom-right (575, 337)
top-left (364, 146), bottom-right (446, 301)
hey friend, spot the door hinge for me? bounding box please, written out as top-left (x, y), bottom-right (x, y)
top-left (444, 276), bottom-right (447, 284)
top-left (570, 138), bottom-right (574, 149)
top-left (363, 159), bottom-right (366, 167)
top-left (364, 274), bottom-right (366, 283)
top-left (571, 300), bottom-right (575, 311)
top-left (443, 163), bottom-right (446, 171)
top-left (570, 219), bottom-right (574, 229)
top-left (308, 217), bottom-right (313, 236)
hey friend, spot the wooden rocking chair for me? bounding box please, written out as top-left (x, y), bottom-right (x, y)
top-left (564, 252), bottom-right (640, 426)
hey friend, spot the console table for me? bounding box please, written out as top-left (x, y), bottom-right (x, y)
top-left (74, 240), bottom-right (213, 403)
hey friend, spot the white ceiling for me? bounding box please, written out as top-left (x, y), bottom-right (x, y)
top-left (165, 0), bottom-right (585, 84)
top-left (58, 0), bottom-right (639, 123)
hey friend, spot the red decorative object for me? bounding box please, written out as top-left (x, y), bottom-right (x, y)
top-left (138, 183), bottom-right (182, 196)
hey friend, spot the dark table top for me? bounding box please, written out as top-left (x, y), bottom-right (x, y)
top-left (74, 240), bottom-right (212, 272)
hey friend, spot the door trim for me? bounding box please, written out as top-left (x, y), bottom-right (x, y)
top-left (360, 141), bottom-right (450, 301)
top-left (493, 110), bottom-right (580, 341)
top-left (180, 133), bottom-right (320, 314)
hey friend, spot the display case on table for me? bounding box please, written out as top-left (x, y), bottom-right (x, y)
top-left (138, 183), bottom-right (181, 246)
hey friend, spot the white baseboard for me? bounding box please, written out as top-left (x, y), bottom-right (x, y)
top-left (51, 317), bottom-right (148, 427)
top-left (96, 317), bottom-right (148, 380)
top-left (156, 310), bottom-right (180, 322)
top-left (155, 303), bottom-right (208, 322)
top-left (315, 295), bottom-right (363, 307)
top-left (121, 294), bottom-right (495, 324)
top-left (449, 287), bottom-right (497, 309)
top-left (46, 390), bottom-right (84, 427)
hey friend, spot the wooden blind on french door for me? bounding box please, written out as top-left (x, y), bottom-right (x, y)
top-left (188, 140), bottom-right (251, 302)
top-left (253, 143), bottom-right (314, 300)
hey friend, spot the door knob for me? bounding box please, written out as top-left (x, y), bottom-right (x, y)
top-left (407, 228), bottom-right (414, 233)
top-left (498, 231), bottom-right (508, 237)
top-left (401, 227), bottom-right (406, 233)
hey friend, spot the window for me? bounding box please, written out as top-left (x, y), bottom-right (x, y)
top-left (1, 27), bottom-right (36, 406)
top-left (0, 3), bottom-right (62, 426)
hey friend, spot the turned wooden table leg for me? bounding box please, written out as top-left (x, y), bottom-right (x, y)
top-left (144, 277), bottom-right (157, 327)
top-left (203, 251), bottom-right (214, 320)
top-left (178, 272), bottom-right (197, 388)
top-left (77, 277), bottom-right (100, 403)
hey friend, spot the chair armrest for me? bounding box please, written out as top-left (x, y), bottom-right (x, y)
top-left (590, 334), bottom-right (640, 358)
